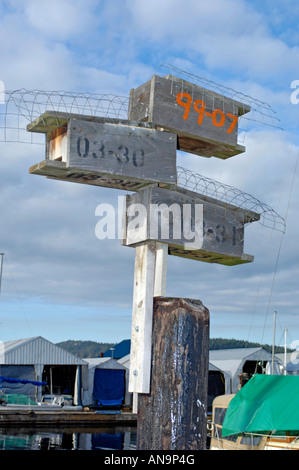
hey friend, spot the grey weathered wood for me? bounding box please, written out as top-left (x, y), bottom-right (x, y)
top-left (27, 110), bottom-right (158, 134)
top-left (122, 184), bottom-right (259, 266)
top-left (28, 114), bottom-right (178, 191)
top-left (137, 297), bottom-right (210, 450)
top-left (29, 160), bottom-right (158, 191)
top-left (68, 119), bottom-right (177, 185)
top-left (128, 75), bottom-right (250, 159)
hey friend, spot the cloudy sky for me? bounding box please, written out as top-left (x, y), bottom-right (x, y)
top-left (0, 0), bottom-right (298, 349)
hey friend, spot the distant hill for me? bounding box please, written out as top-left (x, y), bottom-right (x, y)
top-left (57, 338), bottom-right (291, 359)
top-left (210, 338), bottom-right (291, 354)
top-left (56, 340), bottom-right (116, 358)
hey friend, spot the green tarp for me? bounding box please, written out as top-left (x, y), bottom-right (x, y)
top-left (222, 374), bottom-right (299, 437)
top-left (4, 394), bottom-right (37, 405)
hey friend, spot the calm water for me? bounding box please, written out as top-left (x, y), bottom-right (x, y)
top-left (0, 426), bottom-right (137, 450)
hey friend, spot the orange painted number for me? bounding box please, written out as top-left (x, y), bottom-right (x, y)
top-left (176, 92), bottom-right (193, 120)
top-left (193, 99), bottom-right (206, 125)
top-left (176, 92), bottom-right (239, 134)
top-left (226, 113), bottom-right (238, 134)
top-left (212, 109), bottom-right (226, 127)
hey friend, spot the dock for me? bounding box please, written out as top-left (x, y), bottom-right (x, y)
top-left (0, 408), bottom-right (137, 427)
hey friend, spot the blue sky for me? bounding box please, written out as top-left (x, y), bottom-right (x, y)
top-left (0, 0), bottom-right (298, 349)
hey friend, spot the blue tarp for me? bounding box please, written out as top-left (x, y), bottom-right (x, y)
top-left (93, 369), bottom-right (125, 406)
top-left (92, 432), bottom-right (124, 450)
top-left (103, 340), bottom-right (131, 359)
top-left (0, 376), bottom-right (46, 386)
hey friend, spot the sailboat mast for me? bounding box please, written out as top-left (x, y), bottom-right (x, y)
top-left (0, 253), bottom-right (4, 295)
top-left (284, 328), bottom-right (288, 376)
top-left (272, 310), bottom-right (276, 374)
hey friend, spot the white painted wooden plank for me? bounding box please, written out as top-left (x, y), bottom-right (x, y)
top-left (129, 241), bottom-right (156, 394)
top-left (154, 242), bottom-right (168, 297)
top-left (132, 392), bottom-right (138, 413)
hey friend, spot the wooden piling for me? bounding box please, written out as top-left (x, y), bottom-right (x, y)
top-left (137, 297), bottom-right (210, 450)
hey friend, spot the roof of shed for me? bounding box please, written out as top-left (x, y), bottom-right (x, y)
top-left (209, 347), bottom-right (282, 377)
top-left (0, 336), bottom-right (87, 366)
top-left (209, 347), bottom-right (267, 361)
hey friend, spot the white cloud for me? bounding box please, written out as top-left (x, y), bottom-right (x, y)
top-left (127, 0), bottom-right (262, 39)
top-left (126, 0), bottom-right (299, 83)
top-left (18, 0), bottom-right (97, 41)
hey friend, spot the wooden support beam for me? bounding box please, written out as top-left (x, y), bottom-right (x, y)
top-left (137, 297), bottom-right (210, 450)
top-left (129, 242), bottom-right (156, 394)
top-left (154, 242), bottom-right (168, 297)
top-left (129, 241), bottom-right (168, 395)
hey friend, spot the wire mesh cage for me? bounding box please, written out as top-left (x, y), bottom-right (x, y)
top-left (0, 89), bottom-right (131, 144)
top-left (0, 68), bottom-right (286, 233)
top-left (177, 166), bottom-right (286, 233)
top-left (0, 65), bottom-right (282, 145)
top-left (159, 64), bottom-right (282, 142)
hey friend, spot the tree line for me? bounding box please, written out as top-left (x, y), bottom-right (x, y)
top-left (57, 337), bottom-right (291, 358)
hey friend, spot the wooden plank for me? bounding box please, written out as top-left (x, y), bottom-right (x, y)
top-left (67, 119), bottom-right (177, 186)
top-left (128, 75), bottom-right (250, 159)
top-left (27, 110), bottom-right (157, 134)
top-left (137, 297), bottom-right (210, 450)
top-left (168, 246), bottom-right (253, 266)
top-left (122, 185), bottom-right (258, 266)
top-left (129, 241), bottom-right (167, 397)
top-left (154, 242), bottom-right (168, 297)
top-left (0, 409), bottom-right (137, 426)
top-left (29, 160), bottom-right (154, 191)
top-left (129, 242), bottom-right (157, 394)
top-left (129, 240), bottom-right (167, 395)
top-left (47, 126), bottom-right (68, 162)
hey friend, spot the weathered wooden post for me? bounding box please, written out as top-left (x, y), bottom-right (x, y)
top-left (137, 297), bottom-right (209, 450)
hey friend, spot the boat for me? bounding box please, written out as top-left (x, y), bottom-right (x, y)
top-left (209, 374), bottom-right (299, 450)
top-left (0, 391), bottom-right (83, 411)
top-left (0, 393), bottom-right (83, 411)
top-left (2, 403), bottom-right (83, 411)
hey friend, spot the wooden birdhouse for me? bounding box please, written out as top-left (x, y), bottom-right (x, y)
top-left (128, 75), bottom-right (250, 159)
top-left (28, 111), bottom-right (177, 191)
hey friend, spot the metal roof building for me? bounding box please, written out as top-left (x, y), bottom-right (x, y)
top-left (209, 347), bottom-right (283, 393)
top-left (0, 336), bottom-right (88, 405)
top-left (0, 337), bottom-right (86, 365)
top-left (276, 352), bottom-right (299, 375)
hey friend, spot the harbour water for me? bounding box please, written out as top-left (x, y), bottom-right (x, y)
top-left (0, 426), bottom-right (137, 450)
